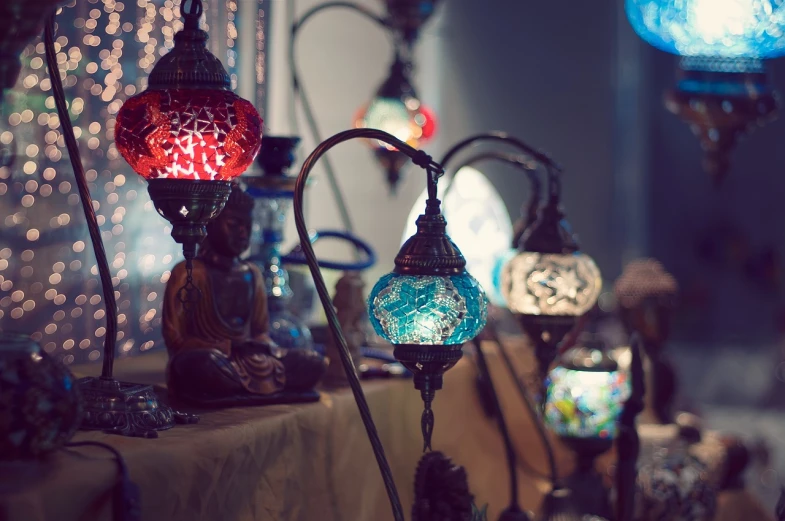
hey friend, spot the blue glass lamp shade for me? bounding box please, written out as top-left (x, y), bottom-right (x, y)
top-left (626, 1), bottom-right (783, 184)
top-left (626, 0), bottom-right (785, 59)
top-left (368, 272), bottom-right (487, 345)
top-left (543, 366), bottom-right (630, 439)
top-left (401, 166), bottom-right (514, 308)
top-left (378, 196), bottom-right (488, 450)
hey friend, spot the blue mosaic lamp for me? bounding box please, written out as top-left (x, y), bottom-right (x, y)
top-left (369, 182), bottom-right (488, 450)
top-left (626, 0), bottom-right (784, 183)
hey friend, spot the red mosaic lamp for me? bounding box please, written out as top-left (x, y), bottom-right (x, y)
top-left (115, 0), bottom-right (262, 301)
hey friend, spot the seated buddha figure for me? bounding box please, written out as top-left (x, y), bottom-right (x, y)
top-left (162, 184), bottom-right (326, 407)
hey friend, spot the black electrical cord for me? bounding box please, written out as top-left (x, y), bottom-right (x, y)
top-left (66, 441), bottom-right (140, 521)
top-left (487, 322), bottom-right (559, 487)
top-left (293, 128), bottom-right (442, 521)
top-left (469, 337), bottom-right (524, 516)
top-left (45, 14), bottom-right (118, 379)
top-left (290, 2), bottom-right (389, 236)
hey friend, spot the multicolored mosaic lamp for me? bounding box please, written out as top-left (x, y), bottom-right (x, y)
top-left (626, 0), bottom-right (785, 183)
top-left (355, 54), bottom-right (437, 192)
top-left (115, 0), bottom-right (263, 302)
top-left (543, 338), bottom-right (630, 519)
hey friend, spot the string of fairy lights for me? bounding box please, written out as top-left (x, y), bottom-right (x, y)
top-left (0, 0), bottom-right (263, 365)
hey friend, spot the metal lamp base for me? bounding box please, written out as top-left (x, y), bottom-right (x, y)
top-left (78, 377), bottom-right (198, 438)
top-left (518, 314), bottom-right (577, 394)
top-left (666, 59), bottom-right (779, 185)
top-left (558, 437), bottom-right (614, 520)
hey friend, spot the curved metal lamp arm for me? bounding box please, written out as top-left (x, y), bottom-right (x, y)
top-left (438, 131), bottom-right (563, 203)
top-left (442, 150), bottom-right (542, 239)
top-left (290, 2), bottom-right (390, 235)
top-left (44, 15), bottom-right (118, 378)
top-left (293, 128), bottom-right (442, 521)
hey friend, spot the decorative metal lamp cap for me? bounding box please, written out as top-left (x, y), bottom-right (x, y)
top-left (147, 0), bottom-right (230, 90)
top-left (560, 337), bottom-right (618, 373)
top-left (377, 56), bottom-right (415, 98)
top-left (394, 199), bottom-right (466, 275)
top-left (520, 200), bottom-right (579, 254)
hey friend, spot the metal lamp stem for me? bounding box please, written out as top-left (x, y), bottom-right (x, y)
top-left (292, 128), bottom-right (442, 521)
top-left (44, 15), bottom-right (118, 379)
top-left (290, 2), bottom-right (388, 236)
top-left (438, 131), bottom-right (563, 201)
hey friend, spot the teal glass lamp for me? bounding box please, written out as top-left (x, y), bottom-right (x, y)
top-left (626, 0), bottom-right (784, 183)
top-left (369, 183), bottom-right (488, 450)
top-left (542, 338), bottom-right (630, 519)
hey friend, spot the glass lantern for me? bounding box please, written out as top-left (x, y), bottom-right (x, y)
top-left (355, 55), bottom-right (437, 192)
top-left (542, 340), bottom-right (630, 519)
top-left (368, 197), bottom-right (488, 450)
top-left (626, 0), bottom-right (785, 59)
top-left (625, 0), bottom-right (785, 183)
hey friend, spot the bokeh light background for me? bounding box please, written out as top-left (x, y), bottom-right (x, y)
top-left (0, 0), bottom-right (263, 365)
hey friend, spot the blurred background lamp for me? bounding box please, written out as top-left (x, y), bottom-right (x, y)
top-left (626, 0), bottom-right (785, 183)
top-left (500, 196), bottom-right (602, 388)
top-left (355, 55), bottom-right (437, 193)
top-left (543, 338), bottom-right (631, 519)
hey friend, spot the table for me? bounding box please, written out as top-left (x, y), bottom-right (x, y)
top-left (0, 342), bottom-right (772, 521)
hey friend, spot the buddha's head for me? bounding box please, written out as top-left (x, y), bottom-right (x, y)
top-left (205, 183), bottom-right (255, 258)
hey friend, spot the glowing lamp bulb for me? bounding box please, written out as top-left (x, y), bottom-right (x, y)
top-left (501, 251), bottom-right (602, 317)
top-left (354, 56), bottom-right (437, 192)
top-left (626, 0), bottom-right (785, 59)
top-left (115, 89), bottom-right (262, 181)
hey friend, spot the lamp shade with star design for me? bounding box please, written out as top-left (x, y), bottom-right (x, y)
top-left (501, 252), bottom-right (601, 317)
top-left (367, 196), bottom-right (488, 450)
top-left (498, 196), bottom-right (602, 389)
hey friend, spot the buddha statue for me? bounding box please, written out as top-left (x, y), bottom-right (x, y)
top-left (162, 184), bottom-right (327, 407)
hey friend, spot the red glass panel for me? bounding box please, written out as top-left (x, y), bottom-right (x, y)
top-left (115, 89), bottom-right (263, 181)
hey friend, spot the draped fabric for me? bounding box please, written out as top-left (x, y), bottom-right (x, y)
top-left (0, 343), bottom-right (769, 521)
